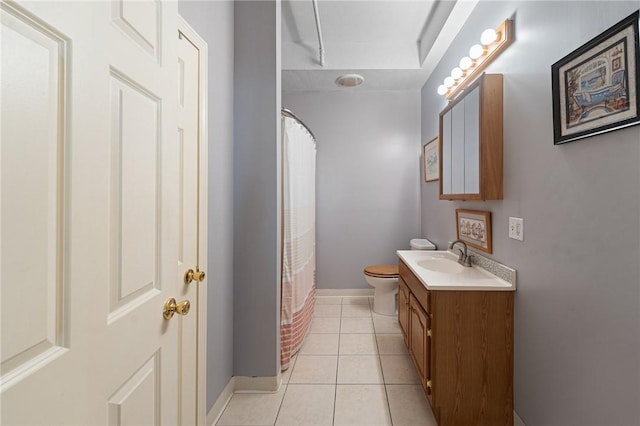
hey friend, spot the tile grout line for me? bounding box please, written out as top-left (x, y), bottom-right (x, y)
top-left (273, 341), bottom-right (301, 426)
top-left (333, 299), bottom-right (343, 426)
top-left (372, 298), bottom-right (396, 426)
top-left (271, 382), bottom-right (288, 426)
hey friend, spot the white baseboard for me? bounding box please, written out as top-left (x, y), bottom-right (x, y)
top-left (316, 288), bottom-right (374, 297)
top-left (206, 375), bottom-right (282, 425)
top-left (206, 377), bottom-right (235, 426)
top-left (514, 410), bottom-right (526, 426)
top-left (233, 375), bottom-right (281, 393)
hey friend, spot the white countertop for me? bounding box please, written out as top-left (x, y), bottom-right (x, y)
top-left (397, 250), bottom-right (516, 291)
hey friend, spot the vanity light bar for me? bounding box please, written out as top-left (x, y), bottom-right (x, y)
top-left (437, 19), bottom-right (515, 100)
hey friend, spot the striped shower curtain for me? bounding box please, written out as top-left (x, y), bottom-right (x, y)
top-left (280, 114), bottom-right (316, 371)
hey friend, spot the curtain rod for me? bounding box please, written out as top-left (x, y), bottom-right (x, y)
top-left (281, 108), bottom-right (316, 141)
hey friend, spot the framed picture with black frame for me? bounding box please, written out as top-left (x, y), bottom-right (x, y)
top-left (551, 10), bottom-right (640, 145)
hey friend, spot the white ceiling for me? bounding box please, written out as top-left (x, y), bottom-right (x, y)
top-left (282, 0), bottom-right (479, 92)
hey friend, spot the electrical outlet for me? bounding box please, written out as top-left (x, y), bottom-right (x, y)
top-left (509, 217), bottom-right (524, 241)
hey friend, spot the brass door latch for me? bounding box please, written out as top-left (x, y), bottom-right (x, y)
top-left (184, 268), bottom-right (205, 285)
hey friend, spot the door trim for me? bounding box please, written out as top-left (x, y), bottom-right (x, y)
top-left (177, 15), bottom-right (208, 426)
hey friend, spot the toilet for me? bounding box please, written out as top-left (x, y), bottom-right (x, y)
top-left (364, 238), bottom-right (436, 316)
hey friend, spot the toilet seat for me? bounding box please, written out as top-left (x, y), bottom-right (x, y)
top-left (364, 265), bottom-right (399, 278)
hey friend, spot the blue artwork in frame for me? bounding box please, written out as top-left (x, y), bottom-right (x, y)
top-left (551, 10), bottom-right (640, 144)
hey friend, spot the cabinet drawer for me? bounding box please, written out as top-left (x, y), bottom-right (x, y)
top-left (399, 260), bottom-right (431, 314)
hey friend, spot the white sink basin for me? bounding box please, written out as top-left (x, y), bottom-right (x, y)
top-left (396, 250), bottom-right (515, 291)
top-left (417, 258), bottom-right (464, 274)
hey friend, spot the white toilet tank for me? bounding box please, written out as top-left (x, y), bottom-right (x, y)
top-left (410, 238), bottom-right (436, 250)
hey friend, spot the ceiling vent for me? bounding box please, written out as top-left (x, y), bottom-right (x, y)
top-left (335, 74), bottom-right (364, 88)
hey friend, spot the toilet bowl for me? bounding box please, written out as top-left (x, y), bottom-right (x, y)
top-left (363, 265), bottom-right (399, 316)
top-left (364, 238), bottom-right (436, 316)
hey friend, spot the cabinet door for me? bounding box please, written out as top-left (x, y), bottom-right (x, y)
top-left (464, 86), bottom-right (480, 194)
top-left (409, 295), bottom-right (429, 386)
top-left (441, 109), bottom-right (452, 194)
top-left (451, 101), bottom-right (465, 194)
top-left (398, 278), bottom-right (410, 345)
top-left (425, 313), bottom-right (434, 409)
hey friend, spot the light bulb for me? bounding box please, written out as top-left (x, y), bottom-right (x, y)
top-left (437, 85), bottom-right (448, 95)
top-left (469, 44), bottom-right (485, 60)
top-left (444, 77), bottom-right (455, 88)
top-left (480, 28), bottom-right (498, 46)
top-left (451, 67), bottom-right (463, 80)
top-left (459, 56), bottom-right (473, 71)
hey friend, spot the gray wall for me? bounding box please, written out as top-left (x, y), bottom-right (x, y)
top-left (233, 1), bottom-right (282, 378)
top-left (420, 2), bottom-right (639, 425)
top-left (178, 1), bottom-right (235, 413)
top-left (283, 91), bottom-right (421, 289)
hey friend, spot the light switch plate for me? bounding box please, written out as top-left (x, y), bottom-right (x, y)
top-left (509, 217), bottom-right (524, 241)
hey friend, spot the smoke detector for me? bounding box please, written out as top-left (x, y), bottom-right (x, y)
top-left (335, 73), bottom-right (364, 88)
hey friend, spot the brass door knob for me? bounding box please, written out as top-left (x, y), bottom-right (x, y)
top-left (163, 298), bottom-right (191, 319)
top-left (184, 268), bottom-right (205, 285)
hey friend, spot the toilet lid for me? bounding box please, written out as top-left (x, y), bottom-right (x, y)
top-left (364, 265), bottom-right (399, 278)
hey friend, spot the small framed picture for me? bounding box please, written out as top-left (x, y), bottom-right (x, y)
top-left (423, 137), bottom-right (439, 182)
top-left (455, 209), bottom-right (492, 253)
top-left (551, 11), bottom-right (640, 144)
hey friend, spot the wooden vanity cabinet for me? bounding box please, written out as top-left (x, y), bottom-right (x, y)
top-left (439, 73), bottom-right (503, 201)
top-left (398, 259), bottom-right (514, 426)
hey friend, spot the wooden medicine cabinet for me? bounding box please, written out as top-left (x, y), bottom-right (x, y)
top-left (439, 73), bottom-right (503, 200)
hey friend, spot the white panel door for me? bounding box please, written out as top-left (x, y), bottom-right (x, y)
top-left (1, 1), bottom-right (189, 424)
top-left (177, 20), bottom-right (208, 426)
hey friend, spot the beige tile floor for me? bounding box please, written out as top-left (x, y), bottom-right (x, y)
top-left (216, 296), bottom-right (437, 426)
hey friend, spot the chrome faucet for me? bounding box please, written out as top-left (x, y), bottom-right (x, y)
top-left (449, 239), bottom-right (472, 267)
